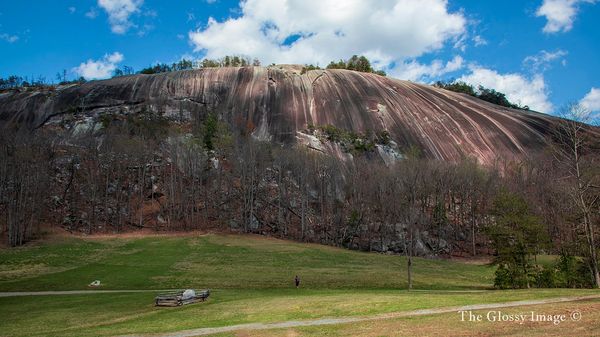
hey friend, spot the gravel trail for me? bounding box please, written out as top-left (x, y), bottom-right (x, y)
top-left (117, 294), bottom-right (600, 337)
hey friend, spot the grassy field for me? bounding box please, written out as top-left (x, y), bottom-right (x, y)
top-left (0, 233), bottom-right (598, 337)
top-left (225, 298), bottom-right (600, 337)
top-left (0, 234), bottom-right (495, 291)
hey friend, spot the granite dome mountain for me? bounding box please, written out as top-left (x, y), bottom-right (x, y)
top-left (0, 65), bottom-right (592, 165)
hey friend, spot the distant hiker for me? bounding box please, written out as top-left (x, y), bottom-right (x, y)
top-left (294, 275), bottom-right (300, 288)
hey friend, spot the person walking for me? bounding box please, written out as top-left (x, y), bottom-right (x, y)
top-left (294, 275), bottom-right (300, 288)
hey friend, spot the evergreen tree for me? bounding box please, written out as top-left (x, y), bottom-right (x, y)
top-left (487, 189), bottom-right (547, 288)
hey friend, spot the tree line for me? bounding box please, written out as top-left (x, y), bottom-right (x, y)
top-left (301, 55), bottom-right (386, 76)
top-left (0, 74), bottom-right (86, 91)
top-left (433, 79), bottom-right (529, 110)
top-left (132, 56), bottom-right (262, 76)
top-left (0, 56), bottom-right (261, 91)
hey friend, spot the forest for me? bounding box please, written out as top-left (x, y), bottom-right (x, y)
top-left (0, 102), bottom-right (599, 289)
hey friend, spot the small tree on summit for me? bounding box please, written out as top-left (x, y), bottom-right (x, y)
top-left (477, 86), bottom-right (512, 108)
top-left (326, 55), bottom-right (386, 76)
top-left (346, 55), bottom-right (373, 73)
top-left (326, 59), bottom-right (347, 69)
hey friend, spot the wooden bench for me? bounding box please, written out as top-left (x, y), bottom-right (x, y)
top-left (155, 289), bottom-right (210, 307)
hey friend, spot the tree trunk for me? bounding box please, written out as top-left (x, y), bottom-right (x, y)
top-left (139, 166), bottom-right (145, 228)
top-left (404, 226), bottom-right (414, 291)
top-left (301, 188), bottom-right (306, 240)
top-left (583, 213), bottom-right (600, 288)
top-left (574, 145), bottom-right (600, 288)
top-left (471, 214), bottom-right (477, 256)
top-left (407, 255), bottom-right (413, 291)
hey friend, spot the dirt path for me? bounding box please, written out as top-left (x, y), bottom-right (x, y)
top-left (0, 290), bottom-right (175, 297)
top-left (118, 295), bottom-right (600, 337)
top-left (0, 289), bottom-right (487, 298)
top-left (0, 289), bottom-right (486, 297)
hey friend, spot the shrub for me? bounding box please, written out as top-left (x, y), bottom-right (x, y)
top-left (555, 252), bottom-right (594, 288)
top-left (494, 265), bottom-right (513, 289)
top-left (301, 65), bottom-right (321, 74)
top-left (325, 55), bottom-right (386, 76)
top-left (376, 130), bottom-right (391, 145)
top-left (434, 80), bottom-right (476, 96)
top-left (320, 125), bottom-right (344, 142)
top-left (312, 125), bottom-right (377, 154)
top-left (534, 265), bottom-right (557, 288)
top-left (434, 79), bottom-right (529, 110)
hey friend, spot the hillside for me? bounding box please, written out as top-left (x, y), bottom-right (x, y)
top-left (2, 66), bottom-right (600, 262)
top-left (0, 234), bottom-right (597, 337)
top-left (0, 234), bottom-right (493, 291)
top-left (0, 66), bottom-right (565, 166)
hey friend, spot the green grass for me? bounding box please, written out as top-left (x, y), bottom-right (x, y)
top-left (0, 234), bottom-right (494, 291)
top-left (0, 238), bottom-right (108, 283)
top-left (536, 254), bottom-right (559, 267)
top-left (0, 234), bottom-right (597, 337)
top-left (221, 298), bottom-right (600, 337)
top-left (1, 288), bottom-right (598, 337)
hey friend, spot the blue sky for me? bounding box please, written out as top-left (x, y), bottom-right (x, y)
top-left (1, 0), bottom-right (599, 116)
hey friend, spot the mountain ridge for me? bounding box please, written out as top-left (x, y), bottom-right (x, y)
top-left (0, 66), bottom-right (582, 165)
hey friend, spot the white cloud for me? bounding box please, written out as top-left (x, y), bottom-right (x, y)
top-left (85, 8), bottom-right (99, 19)
top-left (473, 35), bottom-right (487, 46)
top-left (459, 66), bottom-right (553, 113)
top-left (136, 24), bottom-right (154, 37)
top-left (98, 0), bottom-right (144, 34)
top-left (189, 0), bottom-right (466, 68)
top-left (452, 33), bottom-right (468, 52)
top-left (144, 9), bottom-right (157, 18)
top-left (536, 0), bottom-right (597, 33)
top-left (580, 87), bottom-right (600, 113)
top-left (68, 6), bottom-right (77, 14)
top-left (523, 49), bottom-right (568, 72)
top-left (73, 52), bottom-right (124, 79)
top-left (0, 33), bottom-right (18, 43)
top-left (390, 55), bottom-right (463, 82)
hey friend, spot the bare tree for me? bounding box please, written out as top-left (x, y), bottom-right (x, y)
top-left (0, 131), bottom-right (52, 246)
top-left (552, 103), bottom-right (600, 288)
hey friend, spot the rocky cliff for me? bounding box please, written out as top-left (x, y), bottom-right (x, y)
top-left (0, 66), bottom-right (570, 165)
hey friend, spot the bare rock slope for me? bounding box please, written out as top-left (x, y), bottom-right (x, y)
top-left (0, 66), bottom-right (573, 165)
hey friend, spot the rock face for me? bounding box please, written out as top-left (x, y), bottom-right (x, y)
top-left (0, 66), bottom-right (572, 165)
